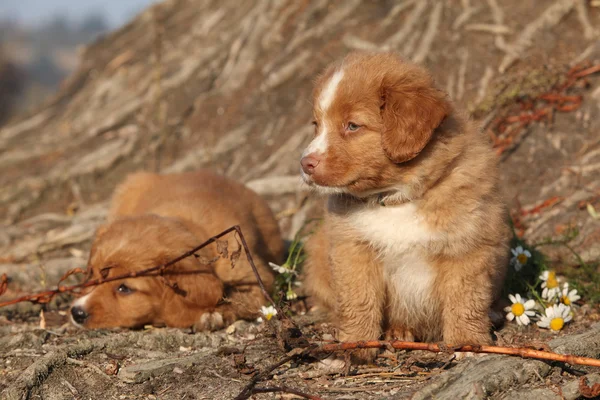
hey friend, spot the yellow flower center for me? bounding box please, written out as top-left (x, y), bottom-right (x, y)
top-left (549, 317), bottom-right (564, 331)
top-left (265, 313), bottom-right (274, 321)
top-left (546, 272), bottom-right (558, 289)
top-left (517, 253), bottom-right (528, 264)
top-left (561, 295), bottom-right (571, 305)
top-left (511, 303), bottom-right (525, 317)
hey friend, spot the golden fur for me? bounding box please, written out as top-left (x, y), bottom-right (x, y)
top-left (70, 170), bottom-right (284, 331)
top-left (301, 52), bottom-right (510, 362)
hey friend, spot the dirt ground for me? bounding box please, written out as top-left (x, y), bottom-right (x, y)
top-left (1, 0), bottom-right (600, 399)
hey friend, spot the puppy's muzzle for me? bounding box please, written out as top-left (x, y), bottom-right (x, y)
top-left (71, 306), bottom-right (89, 325)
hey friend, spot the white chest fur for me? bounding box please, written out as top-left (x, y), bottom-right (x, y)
top-left (347, 202), bottom-right (435, 253)
top-left (346, 203), bottom-right (438, 325)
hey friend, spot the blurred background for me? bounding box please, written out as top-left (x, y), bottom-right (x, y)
top-left (0, 2), bottom-right (599, 397)
top-left (0, 0), bottom-right (157, 123)
top-left (0, 0), bottom-right (599, 298)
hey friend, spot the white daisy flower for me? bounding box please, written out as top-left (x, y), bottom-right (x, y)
top-left (540, 271), bottom-right (561, 300)
top-left (559, 283), bottom-right (581, 306)
top-left (510, 246), bottom-right (532, 271)
top-left (268, 262), bottom-right (289, 274)
top-left (260, 305), bottom-right (277, 321)
top-left (504, 293), bottom-right (536, 326)
top-left (537, 303), bottom-right (572, 332)
top-left (285, 289), bottom-right (298, 300)
top-left (268, 262), bottom-right (297, 276)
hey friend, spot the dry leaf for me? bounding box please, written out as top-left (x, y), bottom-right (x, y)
top-left (587, 203), bottom-right (599, 219)
top-left (230, 247), bottom-right (242, 268)
top-left (216, 240), bottom-right (229, 258)
top-left (39, 309), bottom-right (47, 330)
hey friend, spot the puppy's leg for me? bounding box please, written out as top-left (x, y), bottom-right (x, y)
top-left (437, 254), bottom-right (496, 347)
top-left (330, 239), bottom-right (385, 363)
top-left (303, 228), bottom-right (336, 312)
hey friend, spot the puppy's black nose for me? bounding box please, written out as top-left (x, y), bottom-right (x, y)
top-left (71, 306), bottom-right (89, 324)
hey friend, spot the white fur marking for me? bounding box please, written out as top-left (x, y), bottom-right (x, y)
top-left (303, 125), bottom-right (329, 156)
top-left (348, 203), bottom-right (438, 325)
top-left (319, 69), bottom-right (344, 111)
top-left (348, 203), bottom-right (435, 253)
top-left (72, 292), bottom-right (92, 309)
top-left (70, 292), bottom-right (93, 328)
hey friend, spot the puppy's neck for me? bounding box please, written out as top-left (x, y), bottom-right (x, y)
top-left (335, 189), bottom-right (412, 208)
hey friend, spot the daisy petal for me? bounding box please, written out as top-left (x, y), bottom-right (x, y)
top-left (524, 299), bottom-right (536, 309)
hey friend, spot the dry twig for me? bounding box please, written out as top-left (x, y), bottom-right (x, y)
top-left (313, 340), bottom-right (600, 368)
top-left (0, 226), bottom-right (280, 314)
top-left (247, 386), bottom-right (323, 400)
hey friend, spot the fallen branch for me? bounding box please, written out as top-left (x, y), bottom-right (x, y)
top-left (313, 340), bottom-right (600, 368)
top-left (0, 225), bottom-right (280, 314)
top-left (247, 386), bottom-right (323, 400)
top-left (233, 349), bottom-right (312, 400)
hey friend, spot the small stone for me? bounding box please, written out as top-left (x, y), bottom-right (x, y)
top-left (226, 324), bottom-right (236, 335)
top-left (173, 367), bottom-right (184, 374)
top-left (179, 346), bottom-right (191, 352)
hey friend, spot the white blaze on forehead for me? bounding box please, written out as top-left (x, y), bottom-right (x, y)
top-left (318, 69), bottom-right (344, 111)
top-left (303, 126), bottom-right (328, 157)
top-left (303, 69), bottom-right (345, 158)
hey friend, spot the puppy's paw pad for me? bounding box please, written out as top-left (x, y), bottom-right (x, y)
top-left (194, 312), bottom-right (224, 332)
top-left (317, 355), bottom-right (346, 371)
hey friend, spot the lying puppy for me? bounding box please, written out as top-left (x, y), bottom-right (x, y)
top-left (70, 170), bottom-right (284, 331)
top-left (301, 52), bottom-right (510, 362)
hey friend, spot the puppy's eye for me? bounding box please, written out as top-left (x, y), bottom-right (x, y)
top-left (116, 284), bottom-right (134, 295)
top-left (346, 122), bottom-right (360, 132)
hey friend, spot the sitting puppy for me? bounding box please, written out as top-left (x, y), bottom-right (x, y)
top-left (70, 170), bottom-right (284, 331)
top-left (301, 52), bottom-right (510, 362)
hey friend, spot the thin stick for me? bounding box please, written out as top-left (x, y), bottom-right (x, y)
top-left (250, 386), bottom-right (323, 400)
top-left (0, 226), bottom-right (239, 308)
top-left (233, 226), bottom-right (279, 312)
top-left (233, 352), bottom-right (302, 400)
top-left (315, 340), bottom-right (600, 368)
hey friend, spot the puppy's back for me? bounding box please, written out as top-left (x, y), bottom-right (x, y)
top-left (109, 170), bottom-right (284, 263)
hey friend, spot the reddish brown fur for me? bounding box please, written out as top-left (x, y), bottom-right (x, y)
top-left (302, 52), bottom-right (510, 362)
top-left (70, 170), bottom-right (284, 331)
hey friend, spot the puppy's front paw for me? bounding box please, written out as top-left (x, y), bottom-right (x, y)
top-left (317, 355), bottom-right (347, 371)
top-left (385, 326), bottom-right (415, 342)
top-left (193, 311), bottom-right (225, 332)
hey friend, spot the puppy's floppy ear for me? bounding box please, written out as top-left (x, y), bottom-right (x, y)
top-left (380, 69), bottom-right (451, 163)
top-left (166, 252), bottom-right (224, 309)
